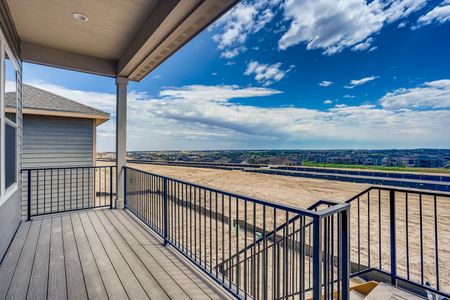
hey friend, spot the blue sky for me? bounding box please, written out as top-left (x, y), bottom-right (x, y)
top-left (24, 0), bottom-right (450, 151)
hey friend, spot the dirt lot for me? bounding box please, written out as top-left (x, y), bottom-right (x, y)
top-left (127, 163), bottom-right (369, 208)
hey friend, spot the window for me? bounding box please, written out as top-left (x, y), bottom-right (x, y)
top-left (0, 34), bottom-right (19, 203)
top-left (4, 51), bottom-right (18, 190)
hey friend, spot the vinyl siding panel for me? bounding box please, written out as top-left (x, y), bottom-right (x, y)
top-left (22, 115), bottom-right (94, 168)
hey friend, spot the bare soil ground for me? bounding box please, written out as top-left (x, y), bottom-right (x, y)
top-left (127, 163), bottom-right (369, 208)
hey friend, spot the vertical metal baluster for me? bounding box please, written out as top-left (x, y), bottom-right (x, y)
top-left (309, 224), bottom-right (311, 289)
top-left (222, 194), bottom-right (225, 285)
top-left (378, 189), bottom-right (382, 269)
top-left (190, 185), bottom-right (193, 258)
top-left (228, 195), bottom-right (232, 289)
top-left (244, 199), bottom-right (248, 299)
top-left (163, 177), bottom-right (168, 246)
top-left (51, 170), bottom-right (53, 212)
top-left (368, 191), bottom-right (371, 268)
top-left (252, 202), bottom-right (256, 297)
top-left (92, 168), bottom-right (95, 207)
top-left (82, 168), bottom-right (85, 209)
top-left (236, 197), bottom-right (240, 294)
top-left (389, 190), bottom-right (397, 285)
top-left (406, 192), bottom-right (410, 280)
top-left (434, 195), bottom-right (439, 291)
top-left (263, 205), bottom-right (268, 300)
top-left (342, 208), bottom-right (350, 300)
top-left (199, 188), bottom-right (202, 264)
top-left (284, 211), bottom-right (289, 299)
top-left (27, 170), bottom-right (31, 221)
top-left (357, 197), bottom-right (360, 271)
top-left (300, 217), bottom-right (305, 300)
top-left (44, 170), bottom-right (46, 213)
top-left (194, 187), bottom-right (197, 262)
top-left (419, 193), bottom-right (424, 285)
top-left (312, 216), bottom-right (322, 300)
top-left (97, 168), bottom-right (102, 206)
top-left (210, 190), bottom-right (212, 273)
top-left (204, 189), bottom-right (207, 269)
top-left (215, 192), bottom-right (219, 278)
top-left (337, 213), bottom-right (341, 300)
top-left (57, 169), bottom-right (60, 212)
top-left (323, 217), bottom-right (329, 299)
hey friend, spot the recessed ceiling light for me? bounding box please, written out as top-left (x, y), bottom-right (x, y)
top-left (72, 12), bottom-right (88, 22)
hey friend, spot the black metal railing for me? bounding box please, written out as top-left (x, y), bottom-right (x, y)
top-left (125, 167), bottom-right (350, 300)
top-left (22, 166), bottom-right (116, 220)
top-left (346, 186), bottom-right (450, 298)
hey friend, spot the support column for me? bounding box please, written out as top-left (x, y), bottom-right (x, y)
top-left (115, 76), bottom-right (128, 209)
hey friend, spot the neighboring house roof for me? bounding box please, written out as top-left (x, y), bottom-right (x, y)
top-left (6, 84), bottom-right (110, 125)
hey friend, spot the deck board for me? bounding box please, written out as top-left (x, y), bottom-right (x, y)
top-left (6, 219), bottom-right (41, 300)
top-left (61, 215), bottom-right (87, 300)
top-left (70, 213), bottom-right (108, 300)
top-left (48, 216), bottom-right (67, 300)
top-left (0, 222), bottom-right (31, 299)
top-left (78, 211), bottom-right (128, 300)
top-left (0, 208), bottom-right (231, 300)
top-left (27, 218), bottom-right (51, 300)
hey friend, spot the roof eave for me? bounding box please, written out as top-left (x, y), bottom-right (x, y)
top-left (22, 108), bottom-right (110, 126)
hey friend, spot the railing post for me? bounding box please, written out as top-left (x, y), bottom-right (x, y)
top-left (341, 208), bottom-right (350, 300)
top-left (312, 217), bottom-right (322, 300)
top-left (163, 178), bottom-right (168, 246)
top-left (390, 189), bottom-right (397, 285)
top-left (27, 169), bottom-right (31, 221)
top-left (109, 167), bottom-right (113, 209)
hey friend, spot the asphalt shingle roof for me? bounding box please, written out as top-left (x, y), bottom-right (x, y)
top-left (6, 84), bottom-right (109, 119)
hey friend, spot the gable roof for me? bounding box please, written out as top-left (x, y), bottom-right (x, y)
top-left (6, 84), bottom-right (110, 125)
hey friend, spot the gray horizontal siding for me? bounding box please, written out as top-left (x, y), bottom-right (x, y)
top-left (21, 115), bottom-right (96, 218)
top-left (22, 115), bottom-right (94, 169)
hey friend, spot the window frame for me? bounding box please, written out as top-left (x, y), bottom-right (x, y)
top-left (0, 32), bottom-right (20, 205)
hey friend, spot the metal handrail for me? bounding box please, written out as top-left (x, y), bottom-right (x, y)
top-left (22, 165), bottom-right (116, 220)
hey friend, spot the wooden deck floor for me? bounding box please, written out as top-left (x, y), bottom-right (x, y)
top-left (0, 209), bottom-right (232, 300)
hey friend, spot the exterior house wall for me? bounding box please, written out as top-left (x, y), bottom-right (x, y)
top-left (22, 115), bottom-right (94, 168)
top-left (0, 1), bottom-right (22, 260)
top-left (20, 115), bottom-right (95, 218)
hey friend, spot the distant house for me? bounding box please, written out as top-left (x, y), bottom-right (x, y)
top-left (7, 84), bottom-right (109, 168)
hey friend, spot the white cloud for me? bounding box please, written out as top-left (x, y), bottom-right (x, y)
top-left (278, 0), bottom-right (426, 54)
top-left (324, 99), bottom-right (333, 104)
top-left (26, 80), bottom-right (450, 150)
top-left (352, 38), bottom-right (376, 52)
top-left (220, 46), bottom-right (247, 59)
top-left (380, 79), bottom-right (450, 109)
top-left (344, 76), bottom-right (379, 88)
top-left (212, 0), bottom-right (281, 58)
top-left (397, 21), bottom-right (408, 28)
top-left (244, 61), bottom-right (295, 86)
top-left (413, 2), bottom-right (450, 29)
top-left (319, 81), bottom-right (333, 87)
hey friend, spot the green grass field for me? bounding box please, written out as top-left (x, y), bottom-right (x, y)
top-left (302, 161), bottom-right (450, 175)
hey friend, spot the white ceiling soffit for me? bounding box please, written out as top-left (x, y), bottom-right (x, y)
top-left (7, 0), bottom-right (239, 81)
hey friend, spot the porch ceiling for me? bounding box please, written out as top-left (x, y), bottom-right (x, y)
top-left (6, 0), bottom-right (238, 81)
